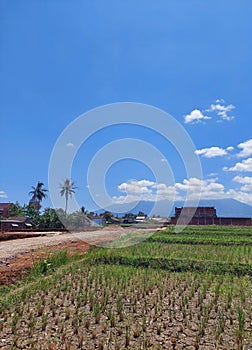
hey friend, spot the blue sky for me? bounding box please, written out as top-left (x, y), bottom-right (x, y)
top-left (1, 1), bottom-right (252, 215)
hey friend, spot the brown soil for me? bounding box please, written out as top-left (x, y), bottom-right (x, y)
top-left (0, 232), bottom-right (48, 241)
top-left (0, 226), bottom-right (158, 286)
top-left (0, 230), bottom-right (251, 349)
top-left (0, 240), bottom-right (90, 286)
top-left (0, 266), bottom-right (251, 349)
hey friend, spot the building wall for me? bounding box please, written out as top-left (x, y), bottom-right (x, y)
top-left (91, 218), bottom-right (103, 225)
top-left (171, 206), bottom-right (252, 226)
top-left (0, 221), bottom-right (27, 231)
top-left (215, 217), bottom-right (252, 226)
top-left (174, 207), bottom-right (217, 218)
top-left (171, 216), bottom-right (252, 226)
top-left (0, 203), bottom-right (11, 218)
top-left (89, 216), bottom-right (105, 225)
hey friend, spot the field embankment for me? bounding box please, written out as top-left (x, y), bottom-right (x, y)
top-left (0, 225), bottom-right (251, 349)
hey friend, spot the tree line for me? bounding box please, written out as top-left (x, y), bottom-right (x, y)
top-left (4, 179), bottom-right (148, 229)
top-left (4, 179), bottom-right (78, 229)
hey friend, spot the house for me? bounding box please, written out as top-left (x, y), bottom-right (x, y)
top-left (151, 217), bottom-right (170, 226)
top-left (0, 217), bottom-right (32, 231)
top-left (89, 215), bottom-right (121, 225)
top-left (174, 207), bottom-right (217, 218)
top-left (123, 216), bottom-right (135, 224)
top-left (89, 215), bottom-right (106, 225)
top-left (109, 216), bottom-right (121, 225)
top-left (135, 216), bottom-right (147, 223)
top-left (171, 207), bottom-right (252, 226)
top-left (0, 203), bottom-right (12, 218)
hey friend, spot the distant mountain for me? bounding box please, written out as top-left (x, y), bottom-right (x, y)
top-left (196, 199), bottom-right (252, 218)
top-left (103, 198), bottom-right (252, 218)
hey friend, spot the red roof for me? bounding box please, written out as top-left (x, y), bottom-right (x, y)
top-left (111, 217), bottom-right (120, 222)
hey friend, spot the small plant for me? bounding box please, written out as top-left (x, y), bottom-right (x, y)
top-left (98, 339), bottom-right (104, 350)
top-left (171, 337), bottom-right (177, 350)
top-left (157, 323), bottom-right (161, 335)
top-left (84, 318), bottom-right (91, 329)
top-left (236, 306), bottom-right (245, 349)
top-left (125, 329), bottom-right (130, 347)
top-left (91, 330), bottom-right (97, 339)
top-left (41, 314), bottom-right (47, 331)
top-left (65, 307), bottom-right (70, 320)
top-left (133, 326), bottom-right (140, 338)
top-left (77, 333), bottom-right (83, 347)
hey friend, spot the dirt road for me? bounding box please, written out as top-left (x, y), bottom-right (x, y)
top-left (0, 226), bottom-right (159, 285)
top-left (0, 226), bottom-right (158, 263)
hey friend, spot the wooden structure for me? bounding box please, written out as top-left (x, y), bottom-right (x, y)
top-left (0, 217), bottom-right (32, 231)
top-left (0, 203), bottom-right (12, 218)
top-left (171, 206), bottom-right (252, 226)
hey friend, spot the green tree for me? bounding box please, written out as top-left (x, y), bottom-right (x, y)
top-left (137, 211), bottom-right (147, 217)
top-left (60, 178), bottom-right (77, 214)
top-left (81, 206), bottom-right (87, 215)
top-left (9, 201), bottom-right (26, 217)
top-left (124, 212), bottom-right (135, 219)
top-left (29, 182), bottom-right (48, 210)
top-left (102, 211), bottom-right (113, 223)
top-left (25, 204), bottom-right (41, 227)
top-left (40, 208), bottom-right (64, 229)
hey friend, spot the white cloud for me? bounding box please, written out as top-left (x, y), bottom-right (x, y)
top-left (118, 180), bottom-right (154, 195)
top-left (175, 177), bottom-right (225, 200)
top-left (237, 139), bottom-right (252, 158)
top-left (207, 172), bottom-right (218, 177)
top-left (224, 158), bottom-right (252, 172)
top-left (233, 175), bottom-right (252, 192)
top-left (226, 146), bottom-right (234, 151)
top-left (216, 98), bottom-right (225, 104)
top-left (175, 177), bottom-right (252, 206)
top-left (206, 99), bottom-right (235, 121)
top-left (115, 179), bottom-right (177, 203)
top-left (226, 189), bottom-right (252, 206)
top-left (66, 142), bottom-right (75, 147)
top-left (137, 180), bottom-right (155, 187)
top-left (184, 109), bottom-right (211, 124)
top-left (184, 99), bottom-right (235, 125)
top-left (154, 183), bottom-right (177, 196)
top-left (112, 177), bottom-right (252, 207)
top-left (195, 146), bottom-right (232, 158)
top-left (117, 178), bottom-right (227, 202)
top-left (0, 191), bottom-right (7, 198)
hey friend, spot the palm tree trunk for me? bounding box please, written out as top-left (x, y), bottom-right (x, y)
top-left (65, 193), bottom-right (68, 214)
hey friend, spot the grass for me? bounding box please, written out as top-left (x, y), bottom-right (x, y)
top-left (92, 241), bottom-right (252, 264)
top-left (87, 225), bottom-right (252, 276)
top-left (0, 249), bottom-right (84, 299)
top-left (0, 225), bottom-right (251, 349)
top-left (150, 225), bottom-right (252, 245)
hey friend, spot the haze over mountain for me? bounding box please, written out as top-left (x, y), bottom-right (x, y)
top-left (104, 199), bottom-right (252, 218)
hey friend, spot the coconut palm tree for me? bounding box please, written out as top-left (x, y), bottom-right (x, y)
top-left (60, 178), bottom-right (77, 214)
top-left (29, 181), bottom-right (48, 210)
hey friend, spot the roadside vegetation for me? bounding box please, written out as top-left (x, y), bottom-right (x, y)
top-left (0, 225), bottom-right (251, 349)
top-left (4, 202), bottom-right (93, 230)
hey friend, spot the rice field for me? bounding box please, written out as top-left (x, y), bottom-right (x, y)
top-left (0, 225), bottom-right (251, 349)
